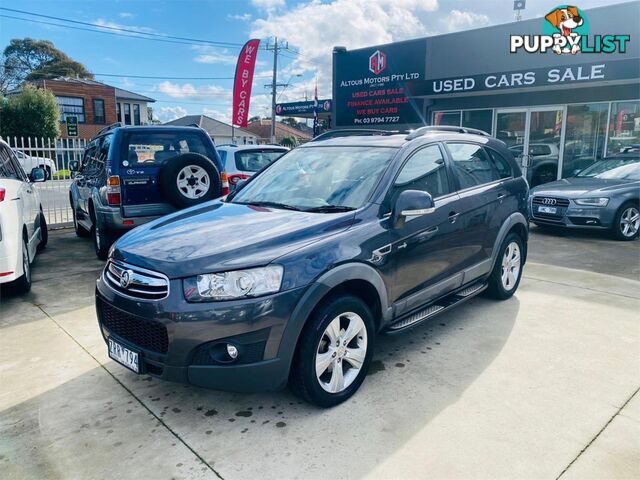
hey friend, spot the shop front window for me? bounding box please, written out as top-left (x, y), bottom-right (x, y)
top-left (462, 110), bottom-right (493, 134)
top-left (433, 111), bottom-right (461, 126)
top-left (607, 101), bottom-right (640, 155)
top-left (562, 103), bottom-right (608, 177)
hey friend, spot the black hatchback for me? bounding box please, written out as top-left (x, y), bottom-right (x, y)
top-left (96, 126), bottom-right (529, 407)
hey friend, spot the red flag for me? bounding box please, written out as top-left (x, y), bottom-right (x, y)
top-left (232, 39), bottom-right (260, 128)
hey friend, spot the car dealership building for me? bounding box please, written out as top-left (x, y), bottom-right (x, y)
top-left (331, 1), bottom-right (639, 186)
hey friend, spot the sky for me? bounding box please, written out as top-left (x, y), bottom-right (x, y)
top-left (0, 0), bottom-right (625, 124)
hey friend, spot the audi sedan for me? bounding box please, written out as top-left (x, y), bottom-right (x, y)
top-left (529, 153), bottom-right (640, 240)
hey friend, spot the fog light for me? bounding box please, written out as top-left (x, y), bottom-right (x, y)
top-left (226, 344), bottom-right (239, 360)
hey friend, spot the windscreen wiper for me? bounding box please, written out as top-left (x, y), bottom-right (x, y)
top-left (304, 205), bottom-right (356, 213)
top-left (236, 201), bottom-right (302, 211)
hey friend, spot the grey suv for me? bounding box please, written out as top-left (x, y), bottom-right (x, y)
top-left (96, 126), bottom-right (529, 407)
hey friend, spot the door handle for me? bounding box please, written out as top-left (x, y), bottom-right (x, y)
top-left (448, 212), bottom-right (460, 223)
top-left (497, 193), bottom-right (506, 203)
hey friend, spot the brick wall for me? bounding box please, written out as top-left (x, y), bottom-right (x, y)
top-left (42, 79), bottom-right (117, 139)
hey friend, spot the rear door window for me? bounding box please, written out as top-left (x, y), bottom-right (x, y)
top-left (123, 131), bottom-right (212, 167)
top-left (446, 142), bottom-right (501, 189)
top-left (235, 149), bottom-right (287, 172)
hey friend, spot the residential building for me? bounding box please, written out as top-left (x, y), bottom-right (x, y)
top-left (244, 119), bottom-right (312, 144)
top-left (164, 115), bottom-right (258, 145)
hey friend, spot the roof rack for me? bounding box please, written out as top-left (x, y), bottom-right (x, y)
top-left (96, 122), bottom-right (122, 136)
top-left (405, 126), bottom-right (491, 140)
top-left (310, 129), bottom-right (399, 142)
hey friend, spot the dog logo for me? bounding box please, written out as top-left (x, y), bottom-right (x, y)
top-left (369, 50), bottom-right (386, 75)
top-left (544, 6), bottom-right (585, 54)
top-left (511, 5), bottom-right (630, 55)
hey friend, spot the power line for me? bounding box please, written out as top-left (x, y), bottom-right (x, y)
top-left (0, 7), bottom-right (243, 48)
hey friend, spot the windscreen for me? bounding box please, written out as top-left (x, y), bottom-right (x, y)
top-left (122, 131), bottom-right (211, 167)
top-left (577, 157), bottom-right (640, 180)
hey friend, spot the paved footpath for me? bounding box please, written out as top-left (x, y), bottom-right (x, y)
top-left (1, 230), bottom-right (638, 479)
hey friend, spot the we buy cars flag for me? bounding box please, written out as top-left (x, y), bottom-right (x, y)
top-left (232, 39), bottom-right (261, 128)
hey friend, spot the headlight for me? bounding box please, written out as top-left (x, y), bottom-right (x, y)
top-left (183, 265), bottom-right (283, 302)
top-left (574, 197), bottom-right (609, 207)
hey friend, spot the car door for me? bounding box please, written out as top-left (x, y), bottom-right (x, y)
top-left (385, 143), bottom-right (468, 315)
top-left (0, 146), bottom-right (33, 240)
top-left (444, 141), bottom-right (506, 274)
top-left (77, 139), bottom-right (100, 216)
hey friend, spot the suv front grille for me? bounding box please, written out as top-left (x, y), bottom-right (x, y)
top-left (104, 260), bottom-right (169, 300)
top-left (98, 299), bottom-right (169, 354)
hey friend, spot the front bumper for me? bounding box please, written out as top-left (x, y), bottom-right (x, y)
top-left (96, 272), bottom-right (307, 392)
top-left (529, 198), bottom-right (615, 230)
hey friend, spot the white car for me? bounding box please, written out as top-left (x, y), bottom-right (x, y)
top-left (0, 140), bottom-right (48, 293)
top-left (217, 144), bottom-right (289, 190)
top-left (12, 148), bottom-right (58, 180)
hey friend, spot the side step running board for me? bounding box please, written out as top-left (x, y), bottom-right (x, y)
top-left (386, 282), bottom-right (487, 333)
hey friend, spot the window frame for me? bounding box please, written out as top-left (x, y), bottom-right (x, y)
top-left (443, 141), bottom-right (504, 192)
top-left (93, 98), bottom-right (106, 124)
top-left (56, 96), bottom-right (86, 123)
top-left (124, 103), bottom-right (132, 125)
top-left (133, 104), bottom-right (141, 125)
top-left (483, 146), bottom-right (514, 180)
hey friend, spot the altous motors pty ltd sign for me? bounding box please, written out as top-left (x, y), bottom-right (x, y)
top-left (333, 39), bottom-right (427, 127)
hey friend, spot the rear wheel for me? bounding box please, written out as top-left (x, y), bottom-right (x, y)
top-left (612, 202), bottom-right (640, 241)
top-left (485, 233), bottom-right (524, 300)
top-left (290, 295), bottom-right (374, 407)
top-left (92, 223), bottom-right (111, 260)
top-left (13, 237), bottom-right (32, 293)
top-left (37, 212), bottom-right (48, 251)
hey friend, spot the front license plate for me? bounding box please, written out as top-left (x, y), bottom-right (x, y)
top-left (538, 206), bottom-right (557, 214)
top-left (108, 338), bottom-right (140, 373)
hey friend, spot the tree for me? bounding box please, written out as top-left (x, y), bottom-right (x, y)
top-left (1, 38), bottom-right (93, 92)
top-left (0, 84), bottom-right (60, 138)
top-left (280, 136), bottom-right (298, 148)
top-left (248, 115), bottom-right (261, 123)
top-left (281, 117), bottom-right (300, 128)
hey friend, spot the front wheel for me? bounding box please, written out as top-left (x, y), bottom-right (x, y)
top-left (290, 295), bottom-right (375, 408)
top-left (13, 237), bottom-right (32, 293)
top-left (92, 223), bottom-right (111, 260)
top-left (612, 202), bottom-right (639, 241)
top-left (485, 233), bottom-right (524, 300)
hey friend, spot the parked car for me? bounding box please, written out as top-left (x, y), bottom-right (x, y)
top-left (96, 126), bottom-right (529, 407)
top-left (0, 140), bottom-right (48, 293)
top-left (69, 124), bottom-right (227, 260)
top-left (13, 149), bottom-right (58, 180)
top-left (509, 143), bottom-right (559, 186)
top-left (529, 153), bottom-right (640, 240)
top-left (216, 144), bottom-right (288, 190)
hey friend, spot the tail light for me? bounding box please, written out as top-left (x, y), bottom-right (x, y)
top-left (220, 172), bottom-right (230, 196)
top-left (107, 175), bottom-right (121, 206)
top-left (228, 174), bottom-right (250, 186)
top-left (0, 188), bottom-right (5, 202)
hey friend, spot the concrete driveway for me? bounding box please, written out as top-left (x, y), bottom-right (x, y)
top-left (1, 228), bottom-right (638, 480)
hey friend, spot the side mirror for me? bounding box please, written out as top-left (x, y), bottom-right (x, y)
top-left (69, 160), bottom-right (80, 172)
top-left (30, 167), bottom-right (46, 183)
top-left (391, 190), bottom-right (435, 229)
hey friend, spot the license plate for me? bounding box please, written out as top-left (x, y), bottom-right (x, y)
top-left (538, 206), bottom-right (557, 214)
top-left (108, 338), bottom-right (140, 373)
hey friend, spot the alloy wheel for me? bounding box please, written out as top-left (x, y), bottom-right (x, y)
top-left (177, 165), bottom-right (210, 199)
top-left (22, 240), bottom-right (30, 284)
top-left (619, 207), bottom-right (640, 238)
top-left (315, 312), bottom-right (368, 394)
top-left (501, 241), bottom-right (521, 291)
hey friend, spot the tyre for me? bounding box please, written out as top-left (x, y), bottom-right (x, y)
top-left (485, 232), bottom-right (524, 300)
top-left (72, 207), bottom-right (90, 238)
top-left (290, 295), bottom-right (375, 408)
top-left (612, 201), bottom-right (640, 241)
top-left (37, 212), bottom-right (48, 251)
top-left (160, 153), bottom-right (222, 209)
top-left (13, 237), bottom-right (32, 294)
top-left (92, 223), bottom-right (111, 260)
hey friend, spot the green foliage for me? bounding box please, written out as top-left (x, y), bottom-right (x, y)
top-left (280, 136), bottom-right (298, 148)
top-left (0, 84), bottom-right (60, 138)
top-left (1, 38), bottom-right (93, 92)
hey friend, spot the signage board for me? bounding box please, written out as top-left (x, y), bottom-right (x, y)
top-left (334, 39), bottom-right (427, 127)
top-left (275, 99), bottom-right (332, 116)
top-left (66, 116), bottom-right (78, 137)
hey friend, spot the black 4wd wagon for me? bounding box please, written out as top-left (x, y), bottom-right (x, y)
top-left (70, 124), bottom-right (226, 259)
top-left (97, 126), bottom-right (529, 407)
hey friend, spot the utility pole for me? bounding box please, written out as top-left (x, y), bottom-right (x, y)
top-left (265, 37), bottom-right (289, 143)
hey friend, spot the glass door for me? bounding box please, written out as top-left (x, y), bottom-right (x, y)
top-left (495, 107), bottom-right (565, 187)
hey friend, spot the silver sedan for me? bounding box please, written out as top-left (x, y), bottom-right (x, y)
top-left (529, 154), bottom-right (640, 241)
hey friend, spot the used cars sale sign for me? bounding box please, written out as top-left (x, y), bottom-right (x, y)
top-left (233, 39), bottom-right (260, 128)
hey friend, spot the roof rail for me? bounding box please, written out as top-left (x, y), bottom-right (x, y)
top-left (311, 128), bottom-right (398, 142)
top-left (405, 126), bottom-right (491, 140)
top-left (96, 122), bottom-right (122, 136)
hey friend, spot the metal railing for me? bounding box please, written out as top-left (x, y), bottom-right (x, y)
top-left (2, 136), bottom-right (89, 226)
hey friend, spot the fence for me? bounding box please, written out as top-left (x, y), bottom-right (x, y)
top-left (2, 136), bottom-right (89, 226)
